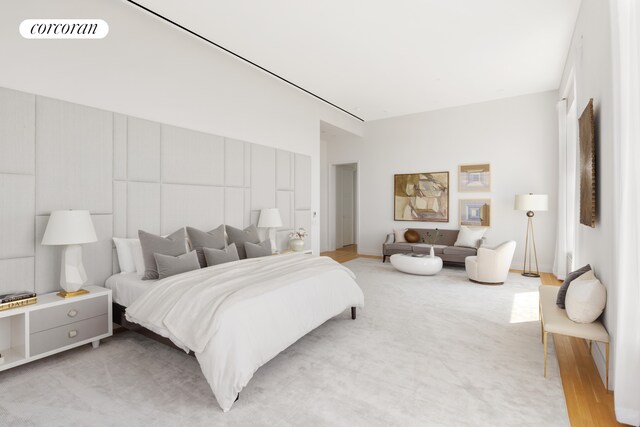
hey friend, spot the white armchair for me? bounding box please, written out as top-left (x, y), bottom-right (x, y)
top-left (465, 240), bottom-right (516, 285)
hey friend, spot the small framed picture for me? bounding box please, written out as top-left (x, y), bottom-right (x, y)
top-left (460, 199), bottom-right (491, 227)
top-left (459, 163), bottom-right (490, 192)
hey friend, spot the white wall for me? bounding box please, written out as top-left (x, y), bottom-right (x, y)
top-left (324, 91), bottom-right (558, 271)
top-left (559, 0), bottom-right (615, 389)
top-left (0, 0), bottom-right (363, 255)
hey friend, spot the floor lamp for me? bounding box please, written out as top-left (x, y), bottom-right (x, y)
top-left (514, 194), bottom-right (548, 277)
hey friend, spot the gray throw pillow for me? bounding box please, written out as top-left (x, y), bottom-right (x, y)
top-left (244, 240), bottom-right (273, 259)
top-left (556, 264), bottom-right (592, 309)
top-left (154, 250), bottom-right (200, 280)
top-left (139, 228), bottom-right (187, 280)
top-left (203, 243), bottom-right (240, 266)
top-left (186, 225), bottom-right (226, 268)
top-left (226, 224), bottom-right (260, 259)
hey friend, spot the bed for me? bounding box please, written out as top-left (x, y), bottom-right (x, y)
top-left (105, 253), bottom-right (364, 411)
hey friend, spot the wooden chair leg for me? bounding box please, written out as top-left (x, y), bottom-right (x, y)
top-left (589, 340), bottom-right (592, 351)
top-left (543, 331), bottom-right (548, 378)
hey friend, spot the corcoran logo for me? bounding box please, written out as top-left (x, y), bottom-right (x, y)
top-left (19, 19), bottom-right (109, 39)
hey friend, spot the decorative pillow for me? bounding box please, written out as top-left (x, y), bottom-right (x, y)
top-left (153, 250), bottom-right (200, 280)
top-left (394, 229), bottom-right (408, 243)
top-left (454, 226), bottom-right (487, 248)
top-left (565, 270), bottom-right (606, 323)
top-left (113, 237), bottom-right (137, 273)
top-left (226, 224), bottom-right (260, 259)
top-left (186, 225), bottom-right (226, 268)
top-left (203, 243), bottom-right (240, 266)
top-left (139, 228), bottom-right (187, 280)
top-left (556, 264), bottom-right (591, 308)
top-left (245, 240), bottom-right (272, 259)
top-left (131, 240), bottom-right (146, 277)
top-left (404, 229), bottom-right (420, 243)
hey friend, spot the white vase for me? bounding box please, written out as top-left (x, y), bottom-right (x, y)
top-left (429, 245), bottom-right (435, 258)
top-left (289, 238), bottom-right (305, 252)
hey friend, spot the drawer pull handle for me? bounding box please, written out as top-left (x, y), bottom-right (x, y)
top-left (68, 309), bottom-right (78, 318)
top-left (68, 330), bottom-right (78, 338)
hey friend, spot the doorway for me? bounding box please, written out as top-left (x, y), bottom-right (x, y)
top-left (335, 163), bottom-right (358, 250)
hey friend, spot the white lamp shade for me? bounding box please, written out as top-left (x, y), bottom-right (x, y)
top-left (41, 210), bottom-right (98, 245)
top-left (514, 194), bottom-right (548, 212)
top-left (258, 208), bottom-right (283, 228)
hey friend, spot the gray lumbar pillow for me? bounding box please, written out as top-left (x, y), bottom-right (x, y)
top-left (154, 250), bottom-right (200, 280)
top-left (203, 243), bottom-right (240, 266)
top-left (186, 225), bottom-right (226, 268)
top-left (244, 240), bottom-right (273, 259)
top-left (225, 224), bottom-right (260, 259)
top-left (556, 264), bottom-right (592, 308)
top-left (139, 228), bottom-right (187, 280)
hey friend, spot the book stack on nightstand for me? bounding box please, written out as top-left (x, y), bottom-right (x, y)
top-left (0, 291), bottom-right (37, 312)
top-left (0, 285), bottom-right (112, 370)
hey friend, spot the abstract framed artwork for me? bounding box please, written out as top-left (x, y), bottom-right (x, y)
top-left (459, 199), bottom-right (491, 227)
top-left (459, 163), bottom-right (491, 192)
top-left (579, 99), bottom-right (596, 227)
top-left (394, 172), bottom-right (449, 222)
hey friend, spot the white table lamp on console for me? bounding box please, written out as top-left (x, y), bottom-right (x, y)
top-left (41, 210), bottom-right (97, 298)
top-left (258, 208), bottom-right (282, 254)
top-left (514, 194), bottom-right (548, 278)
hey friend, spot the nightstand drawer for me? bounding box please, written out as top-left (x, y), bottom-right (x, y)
top-left (30, 314), bottom-right (108, 357)
top-left (30, 295), bottom-right (108, 333)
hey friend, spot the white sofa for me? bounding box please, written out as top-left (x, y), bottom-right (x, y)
top-left (465, 240), bottom-right (516, 284)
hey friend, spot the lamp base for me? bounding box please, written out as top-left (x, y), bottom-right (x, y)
top-left (57, 289), bottom-right (90, 298)
top-left (522, 272), bottom-right (541, 278)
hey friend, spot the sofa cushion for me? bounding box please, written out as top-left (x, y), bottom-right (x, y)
top-left (384, 242), bottom-right (414, 251)
top-left (454, 226), bottom-right (487, 248)
top-left (443, 246), bottom-right (477, 256)
top-left (412, 244), bottom-right (447, 255)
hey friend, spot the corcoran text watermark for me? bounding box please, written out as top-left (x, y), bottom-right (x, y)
top-left (20, 19), bottom-right (109, 39)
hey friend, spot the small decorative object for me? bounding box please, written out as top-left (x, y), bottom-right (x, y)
top-left (257, 208), bottom-right (282, 254)
top-left (426, 228), bottom-right (442, 257)
top-left (460, 199), bottom-right (491, 227)
top-left (41, 210), bottom-right (97, 298)
top-left (404, 229), bottom-right (420, 243)
top-left (579, 99), bottom-right (596, 227)
top-left (394, 172), bottom-right (449, 222)
top-left (459, 163), bottom-right (491, 192)
top-left (514, 193), bottom-right (548, 277)
top-left (288, 228), bottom-right (308, 252)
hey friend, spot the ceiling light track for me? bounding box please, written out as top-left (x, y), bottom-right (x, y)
top-left (125, 0), bottom-right (364, 122)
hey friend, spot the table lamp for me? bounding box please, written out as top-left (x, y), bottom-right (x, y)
top-left (514, 194), bottom-right (548, 277)
top-left (258, 208), bottom-right (282, 253)
top-left (42, 210), bottom-right (97, 298)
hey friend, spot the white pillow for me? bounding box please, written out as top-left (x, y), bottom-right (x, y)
top-left (565, 270), bottom-right (606, 323)
top-left (394, 229), bottom-right (408, 243)
top-left (113, 238), bottom-right (137, 273)
top-left (454, 226), bottom-right (487, 248)
top-left (131, 240), bottom-right (146, 277)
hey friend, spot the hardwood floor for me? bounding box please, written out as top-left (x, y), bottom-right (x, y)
top-left (322, 249), bottom-right (622, 427)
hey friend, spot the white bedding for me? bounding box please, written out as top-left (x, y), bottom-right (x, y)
top-left (125, 253), bottom-right (364, 411)
top-left (105, 272), bottom-right (152, 307)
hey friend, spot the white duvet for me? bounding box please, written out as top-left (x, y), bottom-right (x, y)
top-left (125, 253), bottom-right (364, 411)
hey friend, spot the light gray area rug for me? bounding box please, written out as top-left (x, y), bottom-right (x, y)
top-left (0, 259), bottom-right (568, 426)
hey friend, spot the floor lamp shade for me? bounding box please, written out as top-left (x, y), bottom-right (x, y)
top-left (258, 208), bottom-right (282, 253)
top-left (514, 194), bottom-right (548, 212)
top-left (514, 194), bottom-right (548, 278)
top-left (42, 210), bottom-right (97, 297)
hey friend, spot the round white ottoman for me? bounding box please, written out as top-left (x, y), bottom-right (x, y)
top-left (390, 254), bottom-right (443, 275)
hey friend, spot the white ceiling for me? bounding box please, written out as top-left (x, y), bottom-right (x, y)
top-left (134, 0), bottom-right (581, 121)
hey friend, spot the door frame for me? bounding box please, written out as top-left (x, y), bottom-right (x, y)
top-left (328, 161), bottom-right (360, 251)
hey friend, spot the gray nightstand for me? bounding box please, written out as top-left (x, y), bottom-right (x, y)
top-left (0, 285), bottom-right (112, 371)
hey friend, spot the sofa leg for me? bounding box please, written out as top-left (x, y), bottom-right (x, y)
top-left (382, 255), bottom-right (387, 263)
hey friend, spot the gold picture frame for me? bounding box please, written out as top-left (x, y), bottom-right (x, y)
top-left (458, 163), bottom-right (491, 192)
top-left (459, 199), bottom-right (491, 227)
top-left (394, 172), bottom-right (449, 222)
